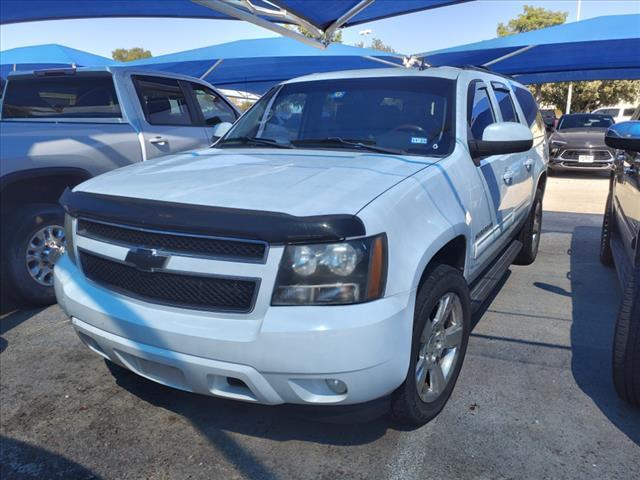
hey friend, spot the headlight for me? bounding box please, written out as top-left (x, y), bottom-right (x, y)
top-left (272, 234), bottom-right (387, 305)
top-left (64, 213), bottom-right (77, 265)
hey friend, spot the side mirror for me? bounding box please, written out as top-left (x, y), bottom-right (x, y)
top-left (605, 121), bottom-right (640, 152)
top-left (210, 121), bottom-right (233, 141)
top-left (469, 122), bottom-right (533, 159)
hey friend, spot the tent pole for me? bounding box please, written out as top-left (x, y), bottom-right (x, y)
top-left (193, 0), bottom-right (327, 49)
top-left (200, 58), bottom-right (224, 79)
top-left (324, 0), bottom-right (374, 43)
top-left (482, 45), bottom-right (536, 67)
top-left (363, 56), bottom-right (405, 68)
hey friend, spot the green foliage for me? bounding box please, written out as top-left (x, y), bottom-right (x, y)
top-left (497, 5), bottom-right (567, 37)
top-left (534, 81), bottom-right (640, 113)
top-left (500, 5), bottom-right (640, 113)
top-left (295, 25), bottom-right (343, 43)
top-left (112, 47), bottom-right (152, 62)
top-left (354, 38), bottom-right (396, 53)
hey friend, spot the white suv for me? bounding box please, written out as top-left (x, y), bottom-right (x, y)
top-left (55, 67), bottom-right (547, 425)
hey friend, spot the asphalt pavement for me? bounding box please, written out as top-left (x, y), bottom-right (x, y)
top-left (1, 172), bottom-right (639, 480)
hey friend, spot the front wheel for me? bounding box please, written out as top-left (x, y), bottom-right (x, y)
top-left (391, 264), bottom-right (471, 426)
top-left (2, 204), bottom-right (66, 306)
top-left (612, 267), bottom-right (640, 407)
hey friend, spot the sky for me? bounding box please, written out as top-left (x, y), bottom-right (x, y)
top-left (1, 0), bottom-right (639, 58)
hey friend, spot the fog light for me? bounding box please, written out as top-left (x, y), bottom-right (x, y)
top-left (325, 378), bottom-right (347, 395)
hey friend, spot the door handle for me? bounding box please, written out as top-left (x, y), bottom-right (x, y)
top-left (150, 136), bottom-right (168, 145)
top-left (502, 170), bottom-right (514, 185)
top-left (524, 158), bottom-right (534, 171)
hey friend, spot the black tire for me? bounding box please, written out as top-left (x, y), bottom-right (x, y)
top-left (600, 193), bottom-right (614, 267)
top-left (391, 264), bottom-right (471, 426)
top-left (1, 203), bottom-right (65, 306)
top-left (547, 167), bottom-right (555, 177)
top-left (514, 188), bottom-right (543, 265)
top-left (612, 267), bottom-right (640, 407)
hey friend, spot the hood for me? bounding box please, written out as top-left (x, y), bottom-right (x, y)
top-left (76, 148), bottom-right (433, 216)
top-left (551, 128), bottom-right (609, 148)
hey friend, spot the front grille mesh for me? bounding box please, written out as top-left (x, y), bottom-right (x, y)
top-left (77, 219), bottom-right (266, 261)
top-left (80, 252), bottom-right (257, 312)
top-left (559, 149), bottom-right (612, 161)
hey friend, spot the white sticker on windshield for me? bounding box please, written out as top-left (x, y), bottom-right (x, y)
top-left (411, 137), bottom-right (428, 144)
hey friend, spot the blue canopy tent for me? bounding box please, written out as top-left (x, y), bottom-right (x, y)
top-left (0, 0), bottom-right (472, 48)
top-left (129, 37), bottom-right (404, 94)
top-left (0, 44), bottom-right (116, 78)
top-left (415, 14), bottom-right (640, 84)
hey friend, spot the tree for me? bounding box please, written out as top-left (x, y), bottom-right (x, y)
top-left (294, 25), bottom-right (342, 43)
top-left (354, 38), bottom-right (396, 53)
top-left (498, 5), bottom-right (640, 113)
top-left (112, 47), bottom-right (152, 62)
top-left (538, 81), bottom-right (639, 113)
top-left (497, 5), bottom-right (567, 36)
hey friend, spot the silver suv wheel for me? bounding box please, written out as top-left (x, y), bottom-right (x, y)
top-left (414, 292), bottom-right (464, 402)
top-left (26, 224), bottom-right (66, 286)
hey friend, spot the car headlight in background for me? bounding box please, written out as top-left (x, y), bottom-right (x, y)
top-left (550, 139), bottom-right (566, 157)
top-left (272, 234), bottom-right (387, 305)
top-left (64, 213), bottom-right (77, 265)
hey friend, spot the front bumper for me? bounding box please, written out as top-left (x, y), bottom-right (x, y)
top-left (548, 147), bottom-right (614, 172)
top-left (54, 255), bottom-right (414, 406)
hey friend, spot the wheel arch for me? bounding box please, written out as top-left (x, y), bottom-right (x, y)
top-left (415, 233), bottom-right (468, 292)
top-left (1, 167), bottom-right (92, 215)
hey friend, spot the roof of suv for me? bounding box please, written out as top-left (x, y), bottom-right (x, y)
top-left (283, 66), bottom-right (464, 85)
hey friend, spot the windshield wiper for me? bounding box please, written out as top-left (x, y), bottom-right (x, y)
top-left (292, 137), bottom-right (404, 155)
top-left (219, 136), bottom-right (295, 149)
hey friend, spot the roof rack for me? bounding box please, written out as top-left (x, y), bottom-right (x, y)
top-left (459, 65), bottom-right (516, 82)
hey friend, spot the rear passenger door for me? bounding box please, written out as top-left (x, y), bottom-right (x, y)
top-left (489, 81), bottom-right (533, 227)
top-left (468, 79), bottom-right (515, 234)
top-left (132, 75), bottom-right (209, 159)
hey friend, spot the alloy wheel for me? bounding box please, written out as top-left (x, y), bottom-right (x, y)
top-left (415, 292), bottom-right (464, 402)
top-left (25, 224), bottom-right (66, 286)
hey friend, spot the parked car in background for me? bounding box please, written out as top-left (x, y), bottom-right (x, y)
top-left (593, 106), bottom-right (636, 123)
top-left (0, 67), bottom-right (239, 306)
top-left (55, 67), bottom-right (547, 425)
top-left (548, 113), bottom-right (615, 174)
top-left (600, 120), bottom-right (640, 407)
top-left (540, 108), bottom-right (557, 132)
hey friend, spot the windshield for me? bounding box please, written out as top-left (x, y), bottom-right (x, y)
top-left (557, 114), bottom-right (614, 130)
top-left (219, 76), bottom-right (455, 157)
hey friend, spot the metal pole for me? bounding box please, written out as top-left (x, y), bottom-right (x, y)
top-left (565, 0), bottom-right (582, 114)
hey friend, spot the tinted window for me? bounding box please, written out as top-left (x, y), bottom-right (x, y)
top-left (513, 85), bottom-right (538, 127)
top-left (191, 84), bottom-right (237, 126)
top-left (594, 108), bottom-right (618, 117)
top-left (222, 77), bottom-right (456, 157)
top-left (135, 76), bottom-right (193, 126)
top-left (467, 81), bottom-right (495, 140)
top-left (557, 114), bottom-right (614, 129)
top-left (493, 86), bottom-right (519, 122)
top-left (2, 73), bottom-right (121, 119)
top-left (623, 108), bottom-right (635, 116)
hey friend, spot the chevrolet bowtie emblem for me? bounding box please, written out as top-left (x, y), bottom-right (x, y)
top-left (125, 247), bottom-right (168, 272)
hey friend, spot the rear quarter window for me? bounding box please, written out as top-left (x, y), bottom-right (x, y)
top-left (2, 73), bottom-right (121, 119)
top-left (512, 85), bottom-right (539, 127)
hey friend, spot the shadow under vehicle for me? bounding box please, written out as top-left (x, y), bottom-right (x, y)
top-left (600, 120), bottom-right (640, 407)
